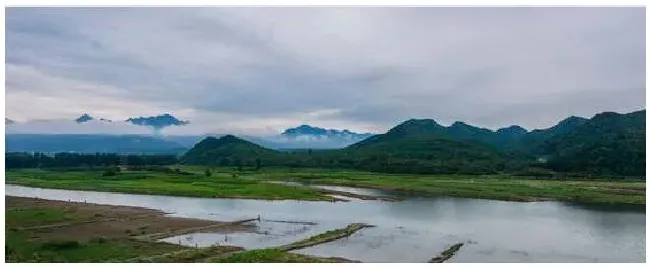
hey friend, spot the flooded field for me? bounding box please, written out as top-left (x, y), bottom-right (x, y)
top-left (5, 184), bottom-right (645, 263)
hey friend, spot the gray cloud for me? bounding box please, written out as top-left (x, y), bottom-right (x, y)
top-left (5, 7), bottom-right (645, 134)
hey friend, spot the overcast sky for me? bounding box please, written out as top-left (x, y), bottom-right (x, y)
top-left (5, 7), bottom-right (646, 135)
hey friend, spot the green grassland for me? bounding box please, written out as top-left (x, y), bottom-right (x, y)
top-left (5, 168), bottom-right (334, 201)
top-left (248, 168), bottom-right (645, 205)
top-left (5, 231), bottom-right (182, 263)
top-left (6, 166), bottom-right (645, 205)
top-left (176, 166), bottom-right (644, 205)
top-left (6, 208), bottom-right (73, 228)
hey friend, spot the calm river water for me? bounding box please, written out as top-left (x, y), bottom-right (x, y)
top-left (5, 184), bottom-right (645, 263)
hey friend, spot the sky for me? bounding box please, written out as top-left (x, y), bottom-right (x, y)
top-left (5, 7), bottom-right (646, 135)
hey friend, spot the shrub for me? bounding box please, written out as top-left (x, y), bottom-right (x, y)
top-left (90, 236), bottom-right (108, 244)
top-left (102, 169), bottom-right (117, 177)
top-left (40, 240), bottom-right (80, 250)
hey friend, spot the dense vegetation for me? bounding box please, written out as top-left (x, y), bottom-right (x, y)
top-left (180, 110), bottom-right (645, 177)
top-left (541, 111), bottom-right (645, 176)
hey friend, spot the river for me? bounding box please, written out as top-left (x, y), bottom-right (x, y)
top-left (5, 184), bottom-right (645, 263)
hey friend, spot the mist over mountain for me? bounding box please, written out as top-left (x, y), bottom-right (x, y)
top-left (6, 109), bottom-right (645, 176)
top-left (71, 113), bottom-right (191, 130)
top-left (6, 113), bottom-right (191, 135)
top-left (275, 125), bottom-right (375, 149)
top-left (125, 113), bottom-right (189, 130)
top-left (75, 114), bottom-right (94, 123)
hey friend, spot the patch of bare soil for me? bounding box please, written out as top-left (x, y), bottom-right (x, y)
top-left (315, 188), bottom-right (400, 202)
top-left (6, 196), bottom-right (251, 242)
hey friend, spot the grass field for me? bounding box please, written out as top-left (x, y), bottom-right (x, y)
top-left (5, 168), bottom-right (334, 201)
top-left (5, 231), bottom-right (183, 263)
top-left (175, 166), bottom-right (645, 205)
top-left (247, 168), bottom-right (645, 205)
top-left (5, 166), bottom-right (645, 205)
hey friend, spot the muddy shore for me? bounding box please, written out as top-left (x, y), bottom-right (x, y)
top-left (6, 196), bottom-right (251, 242)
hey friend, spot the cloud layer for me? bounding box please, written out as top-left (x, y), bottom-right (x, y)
top-left (5, 7), bottom-right (646, 134)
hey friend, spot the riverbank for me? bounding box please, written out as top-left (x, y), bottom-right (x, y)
top-left (4, 196), bottom-right (362, 263)
top-left (5, 196), bottom-right (251, 262)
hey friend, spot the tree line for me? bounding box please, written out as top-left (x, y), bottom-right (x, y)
top-left (5, 152), bottom-right (178, 169)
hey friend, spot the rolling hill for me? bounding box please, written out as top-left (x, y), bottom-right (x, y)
top-left (181, 135), bottom-right (287, 166)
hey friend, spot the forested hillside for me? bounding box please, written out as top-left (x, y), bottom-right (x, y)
top-left (180, 110), bottom-right (645, 177)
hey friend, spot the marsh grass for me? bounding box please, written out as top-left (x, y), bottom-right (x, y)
top-left (246, 168), bottom-right (645, 205)
top-left (211, 248), bottom-right (350, 263)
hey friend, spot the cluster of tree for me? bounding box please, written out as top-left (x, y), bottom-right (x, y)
top-left (5, 152), bottom-right (179, 169)
top-left (126, 165), bottom-right (193, 175)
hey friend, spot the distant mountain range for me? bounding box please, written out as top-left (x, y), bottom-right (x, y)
top-left (282, 125), bottom-right (373, 140)
top-left (5, 110), bottom-right (645, 176)
top-left (75, 114), bottom-right (95, 123)
top-left (275, 125), bottom-right (374, 149)
top-left (123, 124), bottom-right (374, 150)
top-left (71, 113), bottom-right (189, 130)
top-left (181, 109), bottom-right (645, 176)
top-left (6, 118), bottom-right (15, 125)
top-left (125, 114), bottom-right (189, 130)
top-left (4, 124), bottom-right (373, 153)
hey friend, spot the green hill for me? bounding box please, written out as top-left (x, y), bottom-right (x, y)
top-left (180, 110), bottom-right (645, 177)
top-left (509, 116), bottom-right (589, 154)
top-left (344, 119), bottom-right (508, 174)
top-left (540, 110), bottom-right (645, 176)
top-left (181, 135), bottom-right (286, 166)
